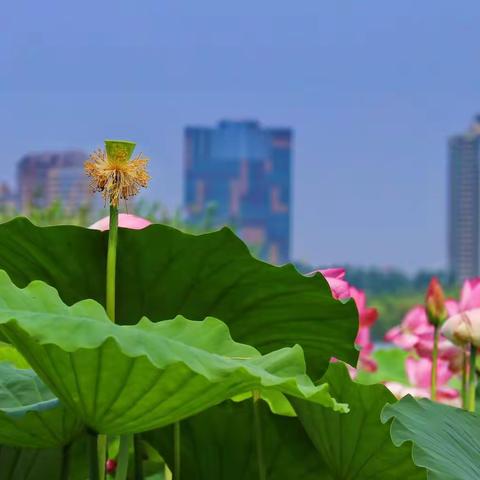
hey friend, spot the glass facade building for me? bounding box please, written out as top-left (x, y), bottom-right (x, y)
top-left (448, 116), bottom-right (480, 281)
top-left (184, 120), bottom-right (292, 264)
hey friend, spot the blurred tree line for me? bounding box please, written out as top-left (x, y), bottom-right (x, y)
top-left (0, 199), bottom-right (216, 233)
top-left (343, 266), bottom-right (455, 296)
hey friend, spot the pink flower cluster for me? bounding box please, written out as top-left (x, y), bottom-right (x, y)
top-left (385, 303), bottom-right (461, 371)
top-left (384, 278), bottom-right (480, 404)
top-left (318, 268), bottom-right (378, 373)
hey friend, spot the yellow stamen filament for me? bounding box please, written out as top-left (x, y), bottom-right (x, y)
top-left (85, 149), bottom-right (150, 207)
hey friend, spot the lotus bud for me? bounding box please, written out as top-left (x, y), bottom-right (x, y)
top-left (106, 458), bottom-right (117, 474)
top-left (441, 309), bottom-right (480, 347)
top-left (425, 277), bottom-right (447, 326)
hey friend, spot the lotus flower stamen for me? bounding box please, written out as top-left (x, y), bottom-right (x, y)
top-left (84, 142), bottom-right (150, 207)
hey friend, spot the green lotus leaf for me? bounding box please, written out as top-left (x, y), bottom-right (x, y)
top-left (231, 390), bottom-right (296, 417)
top-left (0, 271), bottom-right (346, 435)
top-left (382, 396), bottom-right (480, 479)
top-left (0, 362), bottom-right (83, 448)
top-left (0, 218), bottom-right (358, 378)
top-left (0, 342), bottom-right (30, 369)
top-left (147, 399), bottom-right (329, 480)
top-left (0, 437), bottom-right (88, 480)
top-left (0, 446), bottom-right (63, 480)
top-left (291, 363), bottom-right (425, 479)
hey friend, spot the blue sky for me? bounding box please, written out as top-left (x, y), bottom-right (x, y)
top-left (1, 1), bottom-right (480, 271)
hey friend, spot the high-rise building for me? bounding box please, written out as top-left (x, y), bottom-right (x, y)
top-left (448, 116), bottom-right (480, 282)
top-left (17, 150), bottom-right (92, 212)
top-left (184, 120), bottom-right (292, 264)
top-left (0, 182), bottom-right (17, 210)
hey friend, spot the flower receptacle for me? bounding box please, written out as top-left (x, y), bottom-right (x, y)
top-left (104, 140), bottom-right (136, 164)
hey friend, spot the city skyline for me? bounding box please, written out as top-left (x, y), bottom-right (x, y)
top-left (2, 1), bottom-right (480, 271)
top-left (185, 120), bottom-right (291, 264)
top-left (2, 110), bottom-right (480, 272)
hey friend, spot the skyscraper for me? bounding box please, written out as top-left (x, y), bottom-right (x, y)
top-left (448, 116), bottom-right (480, 282)
top-left (17, 150), bottom-right (92, 212)
top-left (184, 120), bottom-right (292, 264)
top-left (0, 182), bottom-right (16, 210)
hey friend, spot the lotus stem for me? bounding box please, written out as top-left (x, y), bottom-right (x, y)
top-left (134, 433), bottom-right (144, 480)
top-left (88, 431), bottom-right (100, 480)
top-left (430, 325), bottom-right (439, 401)
top-left (174, 421), bottom-right (181, 480)
top-left (462, 348), bottom-right (468, 409)
top-left (60, 442), bottom-right (71, 480)
top-left (105, 205), bottom-right (120, 478)
top-left (106, 205), bottom-right (118, 323)
top-left (468, 344), bottom-right (477, 412)
top-left (253, 391), bottom-right (266, 480)
top-left (97, 434), bottom-right (107, 480)
top-left (115, 434), bottom-right (130, 480)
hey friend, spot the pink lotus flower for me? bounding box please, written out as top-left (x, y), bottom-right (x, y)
top-left (446, 299), bottom-right (460, 316)
top-left (440, 278), bottom-right (480, 348)
top-left (385, 356), bottom-right (460, 406)
top-left (356, 326), bottom-right (377, 372)
top-left (406, 356), bottom-right (452, 388)
top-left (89, 213), bottom-right (152, 231)
top-left (437, 277), bottom-right (480, 350)
top-left (416, 303), bottom-right (462, 365)
top-left (414, 334), bottom-right (463, 372)
top-left (355, 325), bottom-right (372, 351)
top-left (349, 286), bottom-right (378, 328)
top-left (316, 268), bottom-right (350, 300)
top-left (459, 278), bottom-right (480, 312)
top-left (385, 304), bottom-right (462, 368)
top-left (385, 382), bottom-right (460, 405)
top-left (318, 270), bottom-right (379, 327)
top-left (319, 267), bottom-right (345, 279)
top-left (347, 287), bottom-right (378, 371)
top-left (442, 309), bottom-right (480, 347)
top-left (384, 306), bottom-right (431, 350)
top-left (318, 267), bottom-right (378, 373)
